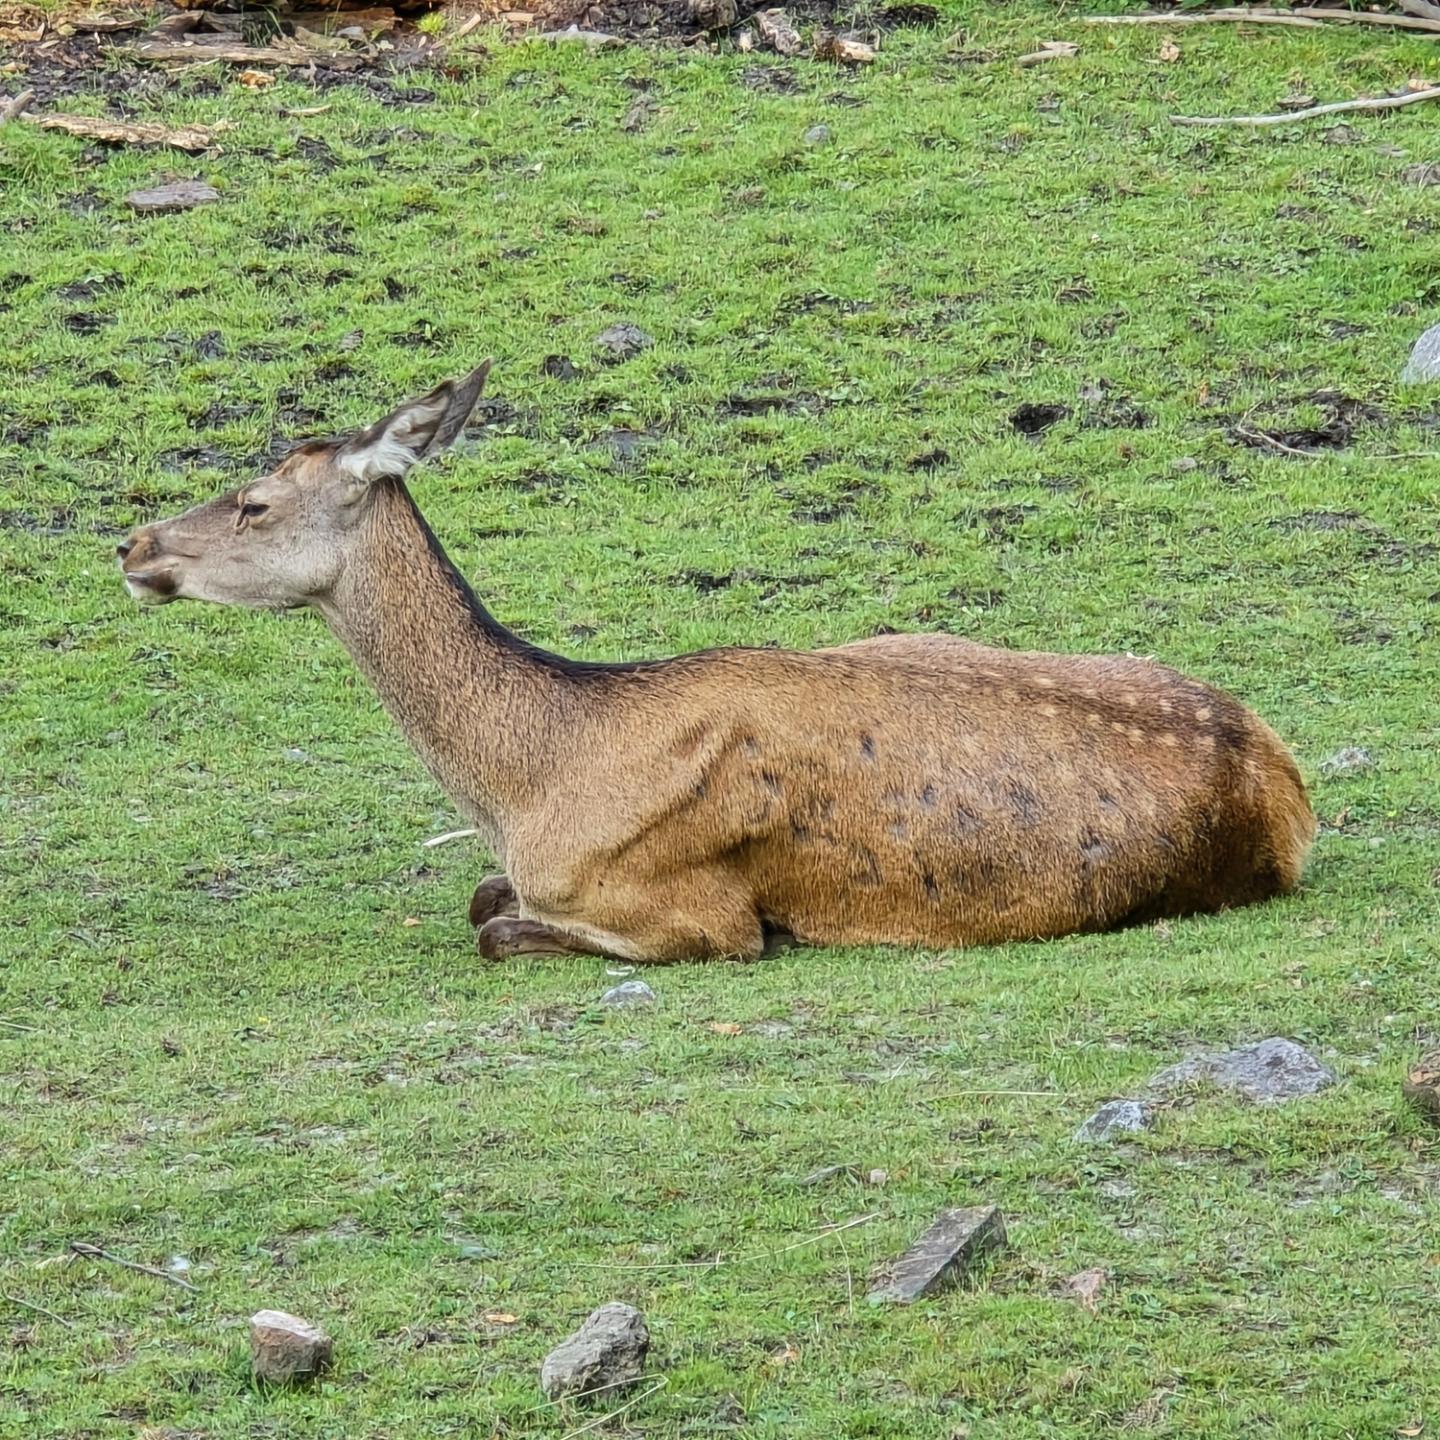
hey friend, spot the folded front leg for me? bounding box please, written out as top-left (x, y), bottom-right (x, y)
top-left (468, 873), bottom-right (519, 927)
top-left (475, 916), bottom-right (614, 961)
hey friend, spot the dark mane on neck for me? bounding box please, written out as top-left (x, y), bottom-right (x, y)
top-left (384, 479), bottom-right (667, 680)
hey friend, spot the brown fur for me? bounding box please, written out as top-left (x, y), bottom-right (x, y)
top-left (118, 367), bottom-right (1316, 964)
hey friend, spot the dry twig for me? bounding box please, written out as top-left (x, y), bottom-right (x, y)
top-left (4, 1294), bottom-right (75, 1328)
top-left (1086, 6), bottom-right (1440, 34)
top-left (69, 1242), bottom-right (198, 1293)
top-left (1173, 84), bottom-right (1440, 127)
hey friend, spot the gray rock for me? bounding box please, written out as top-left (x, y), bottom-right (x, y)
top-left (594, 322), bottom-right (653, 362)
top-left (867, 1205), bottom-right (1007, 1305)
top-left (250, 1309), bottom-right (332, 1386)
top-left (803, 124), bottom-right (832, 146)
top-left (1402, 322), bottom-right (1440, 382)
top-left (127, 181), bottom-right (221, 215)
top-left (1149, 1037), bottom-right (1336, 1104)
top-left (540, 1301), bottom-right (649, 1401)
top-left (1074, 1099), bottom-right (1149, 1142)
top-left (601, 980), bottom-right (655, 1007)
top-left (1319, 745), bottom-right (1374, 775)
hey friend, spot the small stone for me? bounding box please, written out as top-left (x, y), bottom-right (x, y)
top-left (1401, 322), bottom-right (1440, 382)
top-left (594, 322), bottom-right (653, 362)
top-left (338, 329), bottom-right (364, 352)
top-left (1402, 1050), bottom-right (1440, 1126)
top-left (1149, 1037), bottom-right (1336, 1104)
top-left (540, 1301), bottom-right (648, 1401)
top-left (866, 1168), bottom-right (889, 1186)
top-left (126, 181), bottom-right (221, 215)
top-left (601, 980), bottom-right (655, 1007)
top-left (250, 1309), bottom-right (333, 1386)
top-left (803, 123), bottom-right (831, 145)
top-left (1320, 746), bottom-right (1374, 775)
top-left (1401, 162), bottom-right (1440, 187)
top-left (166, 1255), bottom-right (192, 1279)
top-left (867, 1205), bottom-right (1007, 1305)
top-left (542, 353), bottom-right (580, 380)
top-left (689, 0), bottom-right (738, 29)
top-left (1074, 1099), bottom-right (1149, 1142)
top-left (1171, 456), bottom-right (1200, 473)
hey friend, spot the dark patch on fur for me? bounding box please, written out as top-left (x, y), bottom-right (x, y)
top-left (921, 870), bottom-right (940, 902)
top-left (1006, 781), bottom-right (1042, 827)
top-left (952, 803), bottom-right (982, 836)
top-left (859, 732), bottom-right (877, 760)
top-left (760, 770), bottom-right (783, 796)
top-left (919, 783), bottom-right (939, 810)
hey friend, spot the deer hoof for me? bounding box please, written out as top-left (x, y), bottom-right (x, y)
top-left (469, 873), bottom-right (518, 927)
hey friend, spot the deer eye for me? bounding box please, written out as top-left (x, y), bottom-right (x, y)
top-left (239, 501), bottom-right (270, 520)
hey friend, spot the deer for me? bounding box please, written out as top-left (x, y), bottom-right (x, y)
top-left (117, 363), bottom-right (1317, 964)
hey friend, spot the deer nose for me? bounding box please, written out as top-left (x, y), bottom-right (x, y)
top-left (116, 536), bottom-right (135, 561)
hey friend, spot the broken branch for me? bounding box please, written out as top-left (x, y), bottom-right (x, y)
top-left (69, 1241), bottom-right (199, 1293)
top-left (1018, 41), bottom-right (1079, 66)
top-left (4, 1294), bottom-right (76, 1329)
top-left (1172, 84), bottom-right (1440, 127)
top-left (131, 38), bottom-right (310, 65)
top-left (24, 110), bottom-right (231, 151)
top-left (1086, 6), bottom-right (1440, 35)
top-left (0, 89), bottom-right (35, 125)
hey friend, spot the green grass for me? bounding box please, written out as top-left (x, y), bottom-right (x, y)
top-left (3, 6), bottom-right (1440, 1436)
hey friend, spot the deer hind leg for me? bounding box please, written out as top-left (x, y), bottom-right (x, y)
top-left (468, 874), bottom-right (519, 927)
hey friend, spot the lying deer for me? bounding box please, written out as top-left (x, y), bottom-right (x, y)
top-left (118, 364), bottom-right (1316, 963)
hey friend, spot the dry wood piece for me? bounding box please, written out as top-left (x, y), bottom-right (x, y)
top-left (0, 89), bottom-right (35, 125)
top-left (286, 5), bottom-right (396, 32)
top-left (27, 110), bottom-right (230, 150)
top-left (131, 37), bottom-right (311, 65)
top-left (814, 29), bottom-right (875, 63)
top-left (534, 24), bottom-right (623, 46)
top-left (867, 1205), bottom-right (1007, 1304)
top-left (1018, 39), bottom-right (1079, 66)
top-left (1086, 6), bottom-right (1440, 35)
top-left (151, 12), bottom-right (201, 34)
top-left (754, 7), bottom-right (803, 54)
top-left (1172, 84), bottom-right (1440, 127)
top-left (127, 179), bottom-right (221, 212)
top-left (66, 11), bottom-right (147, 32)
top-left (1403, 1050), bottom-right (1440, 1125)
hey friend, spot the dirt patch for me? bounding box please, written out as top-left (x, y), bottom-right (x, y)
top-left (1010, 402), bottom-right (1069, 436)
top-left (1232, 391), bottom-right (1382, 455)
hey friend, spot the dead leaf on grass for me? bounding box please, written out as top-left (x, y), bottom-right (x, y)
top-left (1061, 1266), bottom-right (1107, 1312)
top-left (484, 1311), bottom-right (518, 1325)
top-left (238, 68), bottom-right (274, 87)
top-left (709, 1022), bottom-right (743, 1036)
top-left (1159, 38), bottom-right (1180, 62)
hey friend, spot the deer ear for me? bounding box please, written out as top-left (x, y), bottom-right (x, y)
top-left (337, 361), bottom-right (492, 486)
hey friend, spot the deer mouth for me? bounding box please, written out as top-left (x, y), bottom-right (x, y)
top-left (123, 568), bottom-right (180, 604)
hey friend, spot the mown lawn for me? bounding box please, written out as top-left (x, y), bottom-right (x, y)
top-left (2, 5), bottom-right (1439, 1436)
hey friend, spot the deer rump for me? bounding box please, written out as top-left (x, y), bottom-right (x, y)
top-left (501, 631), bottom-right (1315, 960)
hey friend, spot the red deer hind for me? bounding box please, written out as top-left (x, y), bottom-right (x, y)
top-left (118, 364), bottom-right (1316, 962)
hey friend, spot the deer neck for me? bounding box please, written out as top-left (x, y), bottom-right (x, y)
top-left (314, 479), bottom-right (569, 846)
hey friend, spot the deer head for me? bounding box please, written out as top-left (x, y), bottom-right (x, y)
top-left (117, 362), bottom-right (492, 610)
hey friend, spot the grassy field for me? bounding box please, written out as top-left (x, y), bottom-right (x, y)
top-left (3, 4), bottom-right (1440, 1435)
